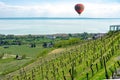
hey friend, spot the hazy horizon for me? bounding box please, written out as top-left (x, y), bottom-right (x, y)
top-left (0, 17), bottom-right (120, 19)
top-left (0, 18), bottom-right (119, 35)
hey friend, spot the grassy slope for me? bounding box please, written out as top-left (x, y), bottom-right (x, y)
top-left (0, 44), bottom-right (53, 78)
top-left (2, 31), bottom-right (120, 80)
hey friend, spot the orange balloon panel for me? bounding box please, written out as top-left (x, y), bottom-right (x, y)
top-left (75, 4), bottom-right (84, 14)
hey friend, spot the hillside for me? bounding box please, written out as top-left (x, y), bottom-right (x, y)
top-left (2, 31), bottom-right (120, 80)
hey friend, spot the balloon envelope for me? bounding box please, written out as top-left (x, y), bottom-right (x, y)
top-left (75, 4), bottom-right (84, 14)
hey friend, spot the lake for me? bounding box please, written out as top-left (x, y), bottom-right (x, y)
top-left (0, 18), bottom-right (120, 35)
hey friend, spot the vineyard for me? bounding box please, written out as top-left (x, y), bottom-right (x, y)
top-left (2, 31), bottom-right (120, 80)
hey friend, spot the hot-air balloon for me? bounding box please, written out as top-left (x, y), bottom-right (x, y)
top-left (75, 3), bottom-right (84, 15)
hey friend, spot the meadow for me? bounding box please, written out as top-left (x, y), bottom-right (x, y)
top-left (0, 44), bottom-right (53, 78)
top-left (1, 31), bottom-right (119, 80)
top-left (0, 34), bottom-right (82, 79)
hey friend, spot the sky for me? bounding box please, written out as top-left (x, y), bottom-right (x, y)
top-left (0, 0), bottom-right (120, 18)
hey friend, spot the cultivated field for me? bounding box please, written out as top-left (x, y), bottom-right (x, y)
top-left (1, 31), bottom-right (120, 80)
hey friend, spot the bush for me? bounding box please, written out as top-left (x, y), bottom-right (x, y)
top-left (54, 38), bottom-right (81, 48)
top-left (0, 53), bottom-right (4, 59)
top-left (22, 54), bottom-right (26, 59)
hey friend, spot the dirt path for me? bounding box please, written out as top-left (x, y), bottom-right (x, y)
top-left (48, 48), bottom-right (64, 55)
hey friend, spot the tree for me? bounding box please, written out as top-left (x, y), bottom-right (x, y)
top-left (81, 32), bottom-right (88, 40)
top-left (30, 43), bottom-right (36, 48)
top-left (43, 42), bottom-right (47, 48)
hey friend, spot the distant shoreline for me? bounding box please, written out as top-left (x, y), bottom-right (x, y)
top-left (0, 32), bottom-right (107, 36)
top-left (0, 17), bottom-right (120, 20)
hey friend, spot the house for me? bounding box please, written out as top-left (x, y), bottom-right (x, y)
top-left (43, 42), bottom-right (53, 48)
top-left (46, 35), bottom-right (56, 39)
top-left (110, 25), bottom-right (120, 31)
top-left (16, 55), bottom-right (22, 60)
top-left (92, 33), bottom-right (105, 39)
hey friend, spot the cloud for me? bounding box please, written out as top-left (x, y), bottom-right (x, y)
top-left (0, 1), bottom-right (120, 18)
top-left (83, 2), bottom-right (120, 18)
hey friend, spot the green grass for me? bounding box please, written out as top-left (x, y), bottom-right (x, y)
top-left (0, 45), bottom-right (46, 58)
top-left (0, 58), bottom-right (14, 63)
top-left (0, 45), bottom-right (54, 77)
top-left (0, 58), bottom-right (31, 75)
top-left (1, 31), bottom-right (120, 80)
top-left (90, 50), bottom-right (120, 80)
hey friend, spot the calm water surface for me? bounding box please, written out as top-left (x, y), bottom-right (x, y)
top-left (0, 18), bottom-right (120, 35)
